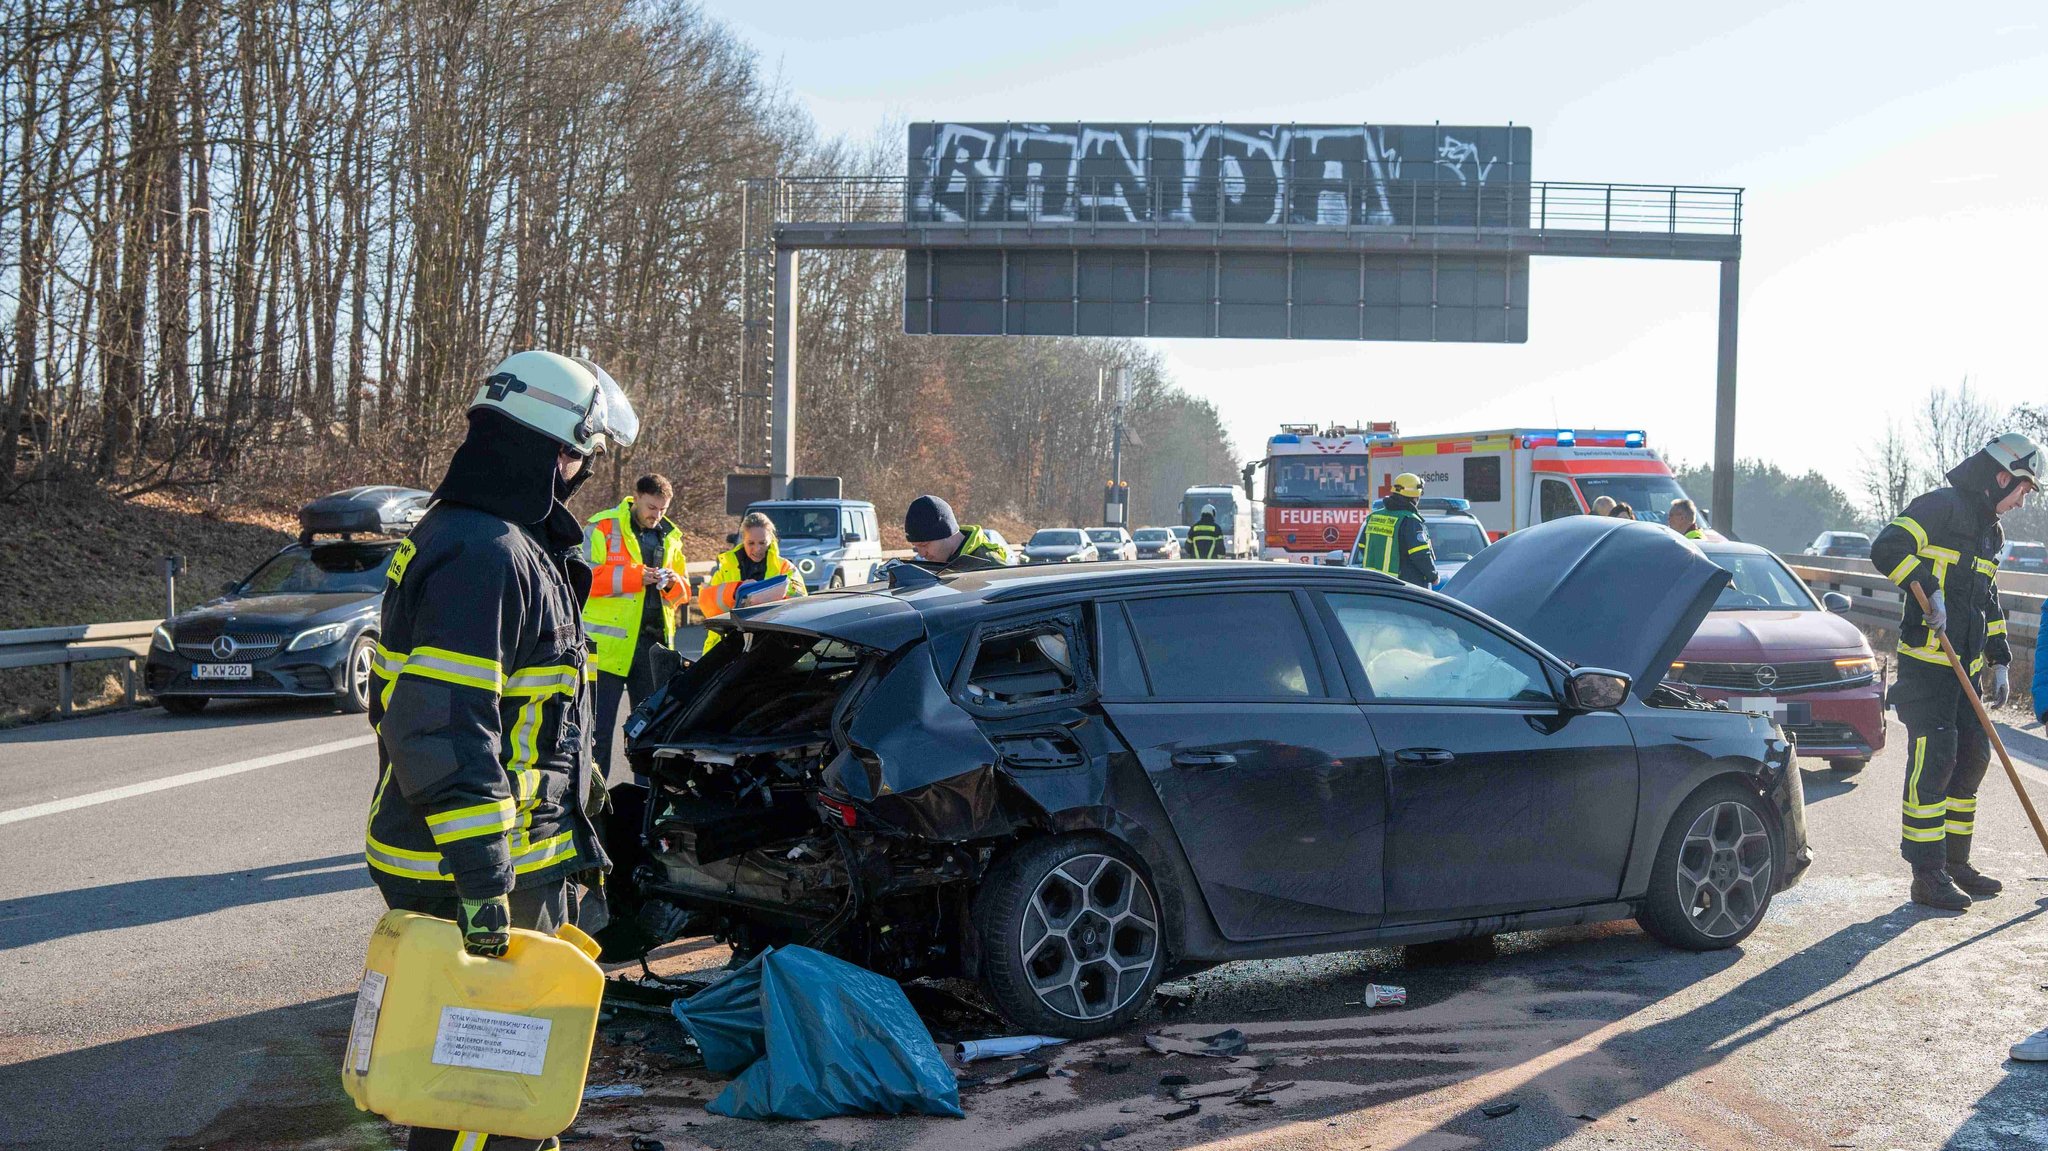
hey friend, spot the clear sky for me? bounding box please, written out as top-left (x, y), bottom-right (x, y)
top-left (705, 0), bottom-right (2048, 496)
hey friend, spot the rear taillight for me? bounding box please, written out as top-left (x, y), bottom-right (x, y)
top-left (819, 796), bottom-right (859, 828)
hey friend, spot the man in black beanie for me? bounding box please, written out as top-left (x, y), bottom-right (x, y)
top-left (904, 494), bottom-right (1009, 568)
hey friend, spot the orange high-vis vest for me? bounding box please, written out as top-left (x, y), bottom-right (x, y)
top-left (581, 497), bottom-right (687, 676)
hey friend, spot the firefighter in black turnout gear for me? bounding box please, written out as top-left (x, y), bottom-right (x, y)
top-left (365, 350), bottom-right (639, 1151)
top-left (1358, 473), bottom-right (1439, 588)
top-left (1187, 505), bottom-right (1225, 559)
top-left (1871, 433), bottom-right (2041, 910)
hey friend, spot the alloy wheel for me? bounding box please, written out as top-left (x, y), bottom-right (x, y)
top-left (1018, 854), bottom-right (1159, 1021)
top-left (1675, 800), bottom-right (1773, 939)
top-left (350, 642), bottom-right (372, 705)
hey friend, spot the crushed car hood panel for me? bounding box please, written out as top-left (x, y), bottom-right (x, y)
top-left (714, 590), bottom-right (927, 652)
top-left (1446, 517), bottom-right (1730, 697)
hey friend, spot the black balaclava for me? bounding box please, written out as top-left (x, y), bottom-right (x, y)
top-left (434, 408), bottom-right (585, 550)
top-left (1946, 449), bottom-right (2014, 517)
top-left (1385, 492), bottom-right (1420, 513)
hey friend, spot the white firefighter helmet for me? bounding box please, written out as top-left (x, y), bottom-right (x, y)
top-left (470, 350), bottom-right (639, 456)
top-left (1201, 503), bottom-right (1217, 518)
top-left (1983, 432), bottom-right (2043, 486)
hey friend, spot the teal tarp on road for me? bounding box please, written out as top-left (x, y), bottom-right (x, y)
top-left (671, 945), bottom-right (964, 1120)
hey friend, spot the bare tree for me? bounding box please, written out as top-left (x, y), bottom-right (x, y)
top-left (1858, 418), bottom-right (1924, 521)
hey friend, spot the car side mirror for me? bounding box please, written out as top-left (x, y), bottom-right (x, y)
top-left (726, 532), bottom-right (739, 546)
top-left (1564, 667), bottom-right (1631, 711)
top-left (844, 530), bottom-right (863, 543)
top-left (1822, 591), bottom-right (1851, 614)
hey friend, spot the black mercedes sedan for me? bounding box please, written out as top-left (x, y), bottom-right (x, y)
top-left (145, 487), bottom-right (426, 715)
top-left (616, 516), bottom-right (1810, 1037)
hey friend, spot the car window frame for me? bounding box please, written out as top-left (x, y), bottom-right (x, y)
top-left (1309, 587), bottom-right (1566, 708)
top-left (1106, 586), bottom-right (1344, 703)
top-left (947, 605), bottom-right (1097, 718)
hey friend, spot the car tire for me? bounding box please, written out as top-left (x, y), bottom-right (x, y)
top-left (161, 696), bottom-right (208, 716)
top-left (828, 571), bottom-right (845, 590)
top-left (1637, 781), bottom-right (1779, 951)
top-left (335, 634), bottom-right (375, 714)
top-left (973, 834), bottom-right (1166, 1039)
top-left (1832, 757), bottom-right (1868, 774)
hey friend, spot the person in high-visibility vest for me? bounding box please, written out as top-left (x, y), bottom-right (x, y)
top-left (1356, 473), bottom-right (1438, 587)
top-left (1186, 505), bottom-right (1225, 559)
top-left (1667, 498), bottom-right (1706, 539)
top-left (904, 494), bottom-right (1009, 569)
top-left (697, 511), bottom-right (807, 655)
top-left (582, 473), bottom-right (686, 782)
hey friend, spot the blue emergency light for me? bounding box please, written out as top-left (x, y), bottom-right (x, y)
top-left (1555, 429), bottom-right (1576, 447)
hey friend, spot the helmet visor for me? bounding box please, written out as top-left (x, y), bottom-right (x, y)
top-left (572, 357), bottom-right (639, 451)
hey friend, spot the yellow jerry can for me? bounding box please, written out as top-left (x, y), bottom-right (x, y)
top-left (341, 910), bottom-right (605, 1140)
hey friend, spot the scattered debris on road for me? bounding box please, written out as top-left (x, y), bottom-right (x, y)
top-left (1153, 985), bottom-right (1196, 1013)
top-left (1364, 983), bottom-right (1407, 1007)
top-left (1143, 1027), bottom-right (1249, 1058)
top-left (957, 1035), bottom-right (1068, 1062)
top-left (1481, 1102), bottom-right (1521, 1118)
top-left (580, 1084), bottom-right (646, 1101)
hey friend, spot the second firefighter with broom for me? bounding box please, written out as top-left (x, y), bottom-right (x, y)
top-left (1871, 433), bottom-right (2042, 910)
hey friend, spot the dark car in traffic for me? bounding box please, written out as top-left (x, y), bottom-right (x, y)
top-left (145, 487), bottom-right (427, 715)
top-left (615, 517), bottom-right (1809, 1037)
top-left (1018, 528), bottom-right (1099, 565)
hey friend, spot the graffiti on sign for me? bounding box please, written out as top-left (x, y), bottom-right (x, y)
top-left (908, 122), bottom-right (1531, 228)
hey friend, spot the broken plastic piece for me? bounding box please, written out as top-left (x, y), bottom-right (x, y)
top-left (1143, 1028), bottom-right (1248, 1059)
top-left (957, 1035), bottom-right (1069, 1063)
top-left (1482, 1102), bottom-right (1520, 1118)
top-left (1159, 1102), bottom-right (1201, 1121)
top-left (1003, 1062), bottom-right (1050, 1084)
top-left (581, 1084), bottom-right (646, 1101)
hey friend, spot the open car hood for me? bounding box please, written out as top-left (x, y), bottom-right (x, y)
top-left (708, 589), bottom-right (927, 653)
top-left (1445, 517), bottom-right (1730, 698)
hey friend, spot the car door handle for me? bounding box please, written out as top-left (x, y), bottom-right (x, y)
top-left (1171, 752), bottom-right (1238, 771)
top-left (1390, 748), bottom-right (1456, 766)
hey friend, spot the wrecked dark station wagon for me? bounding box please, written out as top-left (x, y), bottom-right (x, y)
top-left (614, 517), bottom-right (1811, 1037)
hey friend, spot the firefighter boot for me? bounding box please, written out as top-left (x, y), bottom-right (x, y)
top-left (1948, 860), bottom-right (2003, 897)
top-left (1911, 867), bottom-right (1972, 911)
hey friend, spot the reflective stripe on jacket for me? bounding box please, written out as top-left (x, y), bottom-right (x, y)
top-left (698, 542), bottom-right (808, 655)
top-left (1871, 486), bottom-right (2008, 675)
top-left (1187, 521), bottom-right (1223, 559)
top-left (366, 502), bottom-right (604, 900)
top-left (581, 497), bottom-right (686, 676)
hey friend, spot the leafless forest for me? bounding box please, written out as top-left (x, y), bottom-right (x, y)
top-left (0, 0), bottom-right (1238, 536)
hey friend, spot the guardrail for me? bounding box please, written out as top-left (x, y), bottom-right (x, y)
top-left (0, 620), bottom-right (160, 714)
top-left (3, 550), bottom-right (921, 717)
top-left (1783, 562), bottom-right (2043, 653)
top-left (769, 176), bottom-right (1744, 236)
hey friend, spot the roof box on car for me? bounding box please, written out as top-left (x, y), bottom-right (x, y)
top-left (298, 486), bottom-right (431, 543)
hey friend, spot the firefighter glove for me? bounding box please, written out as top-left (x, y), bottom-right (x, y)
top-left (1988, 664), bottom-right (2011, 709)
top-left (457, 895), bottom-right (513, 958)
top-left (1923, 592), bottom-right (1948, 636)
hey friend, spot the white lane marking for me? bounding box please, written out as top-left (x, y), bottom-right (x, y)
top-left (0, 734), bottom-right (377, 826)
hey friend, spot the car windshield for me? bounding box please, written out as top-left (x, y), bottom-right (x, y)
top-left (1574, 475), bottom-right (1691, 522)
top-left (239, 544), bottom-right (394, 596)
top-left (1268, 455), bottom-right (1372, 503)
top-left (1706, 551), bottom-right (1814, 610)
top-left (1031, 530), bottom-right (1083, 547)
top-left (1088, 530), bottom-right (1124, 545)
top-left (1427, 520), bottom-right (1489, 563)
top-left (1170, 526), bottom-right (1189, 540)
top-left (2009, 544), bottom-right (2047, 562)
top-left (1134, 529), bottom-right (1171, 541)
top-left (755, 506), bottom-right (838, 539)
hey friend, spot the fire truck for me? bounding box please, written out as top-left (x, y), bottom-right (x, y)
top-left (1365, 428), bottom-right (1695, 539)
top-left (1252, 422), bottom-right (1401, 562)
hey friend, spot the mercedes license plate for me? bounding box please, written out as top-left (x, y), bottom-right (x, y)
top-left (193, 663), bottom-right (252, 681)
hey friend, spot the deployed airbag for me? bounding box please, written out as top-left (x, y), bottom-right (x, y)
top-left (1446, 516), bottom-right (1730, 696)
top-left (670, 945), bottom-right (964, 1120)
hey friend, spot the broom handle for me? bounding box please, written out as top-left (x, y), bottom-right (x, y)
top-left (1909, 582), bottom-right (2048, 857)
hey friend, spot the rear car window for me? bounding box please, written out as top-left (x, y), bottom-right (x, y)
top-left (965, 621), bottom-right (1081, 707)
top-left (1123, 593), bottom-right (1322, 699)
top-left (1097, 604), bottom-right (1150, 697)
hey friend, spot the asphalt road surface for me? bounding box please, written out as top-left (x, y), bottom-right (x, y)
top-left (5, 680), bottom-right (2048, 1149)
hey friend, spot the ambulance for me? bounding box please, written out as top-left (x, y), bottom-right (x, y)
top-left (1366, 428), bottom-right (1696, 540)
